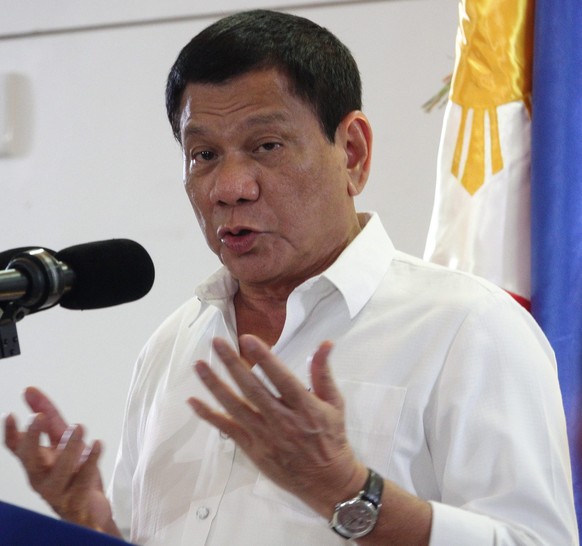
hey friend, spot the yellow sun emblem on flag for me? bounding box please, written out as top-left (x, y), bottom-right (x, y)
top-left (450, 0), bottom-right (533, 194)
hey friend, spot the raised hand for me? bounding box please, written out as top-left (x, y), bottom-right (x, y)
top-left (187, 335), bottom-right (368, 518)
top-left (4, 387), bottom-right (121, 537)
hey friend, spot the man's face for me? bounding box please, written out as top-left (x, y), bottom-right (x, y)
top-left (179, 69), bottom-right (363, 293)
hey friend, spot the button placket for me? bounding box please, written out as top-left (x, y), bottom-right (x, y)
top-left (196, 506), bottom-right (210, 520)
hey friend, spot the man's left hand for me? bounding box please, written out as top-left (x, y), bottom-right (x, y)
top-left (187, 334), bottom-right (368, 518)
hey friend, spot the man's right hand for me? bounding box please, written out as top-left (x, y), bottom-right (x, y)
top-left (4, 387), bottom-right (121, 537)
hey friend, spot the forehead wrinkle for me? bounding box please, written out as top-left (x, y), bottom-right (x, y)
top-left (182, 111), bottom-right (293, 142)
top-left (242, 111), bottom-right (290, 128)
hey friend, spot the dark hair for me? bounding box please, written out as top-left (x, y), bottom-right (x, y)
top-left (165, 9), bottom-right (362, 143)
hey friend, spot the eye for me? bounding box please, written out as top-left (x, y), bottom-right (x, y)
top-left (255, 142), bottom-right (281, 153)
top-left (191, 150), bottom-right (218, 163)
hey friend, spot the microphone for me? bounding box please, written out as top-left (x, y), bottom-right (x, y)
top-left (0, 239), bottom-right (155, 312)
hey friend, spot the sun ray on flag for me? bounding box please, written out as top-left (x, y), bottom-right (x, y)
top-left (424, 0), bottom-right (533, 304)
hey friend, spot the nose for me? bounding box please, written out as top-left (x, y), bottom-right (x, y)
top-left (210, 153), bottom-right (260, 206)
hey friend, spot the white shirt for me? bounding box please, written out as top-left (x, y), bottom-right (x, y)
top-left (109, 213), bottom-right (578, 545)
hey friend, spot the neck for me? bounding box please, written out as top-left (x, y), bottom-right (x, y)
top-left (234, 287), bottom-right (289, 346)
top-left (233, 213), bottom-right (366, 345)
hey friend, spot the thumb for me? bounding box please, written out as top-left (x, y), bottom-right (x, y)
top-left (310, 341), bottom-right (343, 409)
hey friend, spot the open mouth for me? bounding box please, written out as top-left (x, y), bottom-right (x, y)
top-left (218, 226), bottom-right (255, 242)
top-left (218, 226), bottom-right (259, 254)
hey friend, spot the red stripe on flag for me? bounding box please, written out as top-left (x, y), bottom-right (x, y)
top-left (506, 291), bottom-right (531, 311)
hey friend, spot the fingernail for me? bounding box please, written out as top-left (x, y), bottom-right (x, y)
top-left (27, 413), bottom-right (42, 430)
top-left (195, 361), bottom-right (209, 379)
top-left (188, 397), bottom-right (202, 413)
top-left (79, 444), bottom-right (92, 465)
top-left (212, 338), bottom-right (230, 355)
top-left (240, 335), bottom-right (259, 352)
top-left (59, 424), bottom-right (79, 447)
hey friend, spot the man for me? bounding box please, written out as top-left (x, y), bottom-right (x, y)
top-left (4, 9), bottom-right (578, 545)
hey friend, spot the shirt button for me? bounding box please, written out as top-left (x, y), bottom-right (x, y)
top-left (220, 431), bottom-right (230, 440)
top-left (196, 506), bottom-right (210, 520)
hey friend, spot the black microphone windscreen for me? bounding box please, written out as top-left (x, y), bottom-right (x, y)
top-left (56, 239), bottom-right (155, 310)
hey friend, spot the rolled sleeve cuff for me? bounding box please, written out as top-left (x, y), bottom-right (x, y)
top-left (429, 502), bottom-right (494, 545)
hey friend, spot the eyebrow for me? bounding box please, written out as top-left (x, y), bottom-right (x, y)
top-left (182, 111), bottom-right (291, 140)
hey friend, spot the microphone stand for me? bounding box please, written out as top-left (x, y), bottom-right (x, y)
top-left (0, 302), bottom-right (25, 358)
top-left (0, 248), bottom-right (69, 359)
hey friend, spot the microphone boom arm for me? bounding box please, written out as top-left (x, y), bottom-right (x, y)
top-left (0, 248), bottom-right (75, 359)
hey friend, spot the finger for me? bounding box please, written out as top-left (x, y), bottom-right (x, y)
top-left (54, 440), bottom-right (105, 524)
top-left (193, 360), bottom-right (261, 423)
top-left (73, 439), bottom-right (103, 488)
top-left (24, 387), bottom-right (68, 447)
top-left (4, 413), bottom-right (22, 453)
top-left (19, 413), bottom-right (47, 468)
top-left (211, 338), bottom-right (293, 410)
top-left (79, 442), bottom-right (94, 467)
top-left (236, 335), bottom-right (308, 407)
top-left (187, 397), bottom-right (251, 448)
top-left (51, 424), bottom-right (87, 491)
top-left (310, 341), bottom-right (343, 408)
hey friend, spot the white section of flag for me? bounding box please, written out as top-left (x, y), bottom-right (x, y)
top-left (424, 99), bottom-right (531, 299)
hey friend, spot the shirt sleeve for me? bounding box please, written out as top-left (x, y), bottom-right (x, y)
top-left (425, 291), bottom-right (578, 545)
top-left (107, 346), bottom-right (148, 541)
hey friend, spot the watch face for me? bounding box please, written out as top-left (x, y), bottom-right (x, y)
top-left (333, 499), bottom-right (378, 539)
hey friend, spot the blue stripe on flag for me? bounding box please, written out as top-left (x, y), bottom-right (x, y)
top-left (531, 0), bottom-right (582, 535)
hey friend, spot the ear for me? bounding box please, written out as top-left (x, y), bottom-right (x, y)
top-left (336, 111), bottom-right (373, 197)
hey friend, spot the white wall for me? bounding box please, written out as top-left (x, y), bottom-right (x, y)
top-left (0, 0), bottom-right (457, 516)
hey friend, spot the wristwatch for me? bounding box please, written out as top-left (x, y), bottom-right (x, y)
top-left (330, 468), bottom-right (384, 540)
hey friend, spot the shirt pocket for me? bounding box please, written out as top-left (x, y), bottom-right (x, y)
top-left (252, 381), bottom-right (406, 518)
top-left (340, 380), bottom-right (407, 477)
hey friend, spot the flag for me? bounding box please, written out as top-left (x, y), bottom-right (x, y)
top-left (424, 0), bottom-right (533, 308)
top-left (425, 0), bottom-right (582, 534)
top-left (531, 0), bottom-right (582, 529)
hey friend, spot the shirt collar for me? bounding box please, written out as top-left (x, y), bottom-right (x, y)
top-left (195, 212), bottom-right (394, 319)
top-left (319, 212), bottom-right (394, 318)
top-left (195, 266), bottom-right (238, 304)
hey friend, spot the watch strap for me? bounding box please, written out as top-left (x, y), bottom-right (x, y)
top-left (362, 468), bottom-right (383, 508)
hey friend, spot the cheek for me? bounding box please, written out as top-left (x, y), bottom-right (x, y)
top-left (283, 162), bottom-right (340, 211)
top-left (184, 185), bottom-right (223, 257)
top-left (184, 182), bottom-right (197, 214)
top-left (185, 184), bottom-right (211, 237)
